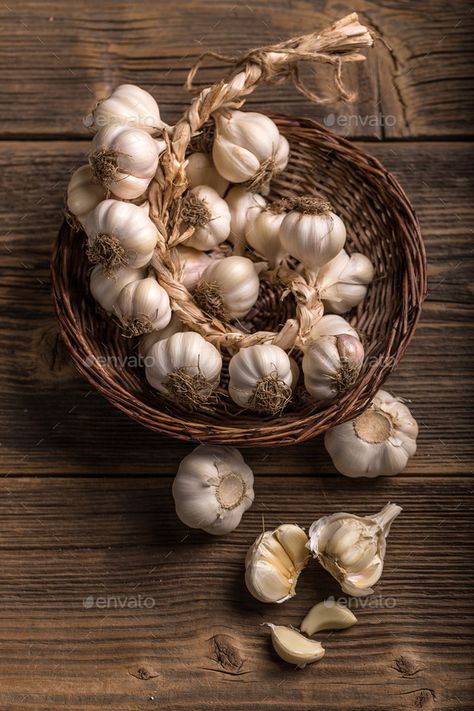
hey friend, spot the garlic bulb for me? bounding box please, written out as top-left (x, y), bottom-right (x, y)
top-left (90, 264), bottom-right (145, 313)
top-left (325, 390), bottom-right (418, 477)
top-left (89, 124), bottom-right (162, 199)
top-left (174, 246), bottom-right (213, 291)
top-left (181, 185), bottom-right (231, 251)
top-left (66, 165), bottom-right (107, 226)
top-left (185, 152), bottom-right (229, 197)
top-left (300, 600), bottom-right (357, 635)
top-left (308, 502), bottom-right (402, 596)
top-left (139, 313), bottom-right (184, 358)
top-left (225, 186), bottom-right (266, 252)
top-left (145, 332), bottom-right (222, 409)
top-left (212, 110), bottom-right (289, 191)
top-left (266, 625), bottom-right (325, 667)
top-left (302, 334), bottom-right (364, 403)
top-left (229, 344), bottom-right (294, 415)
top-left (316, 249), bottom-right (374, 314)
top-left (90, 84), bottom-right (165, 134)
top-left (194, 256), bottom-right (265, 321)
top-left (309, 314), bottom-right (359, 342)
top-left (172, 444), bottom-right (254, 535)
top-left (85, 199), bottom-right (158, 272)
top-left (245, 204), bottom-right (288, 267)
top-left (245, 524), bottom-right (310, 603)
top-left (279, 196), bottom-right (346, 270)
top-left (114, 276), bottom-right (172, 337)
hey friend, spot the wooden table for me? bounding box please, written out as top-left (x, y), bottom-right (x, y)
top-left (1, 2), bottom-right (473, 709)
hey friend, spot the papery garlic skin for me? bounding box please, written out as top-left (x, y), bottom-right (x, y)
top-left (90, 264), bottom-right (145, 313)
top-left (172, 444), bottom-right (254, 535)
top-left (300, 600), bottom-right (357, 635)
top-left (308, 502), bottom-right (402, 596)
top-left (316, 249), bottom-right (374, 314)
top-left (309, 314), bottom-right (359, 343)
top-left (245, 524), bottom-right (310, 603)
top-left (225, 186), bottom-right (266, 252)
top-left (302, 334), bottom-right (364, 403)
top-left (139, 313), bottom-right (184, 357)
top-left (185, 152), bottom-right (229, 197)
top-left (114, 276), bottom-right (172, 336)
top-left (91, 84), bottom-right (165, 134)
top-left (279, 197), bottom-right (346, 270)
top-left (85, 199), bottom-right (158, 272)
top-left (229, 344), bottom-right (294, 414)
top-left (267, 625), bottom-right (325, 667)
top-left (174, 246), bottom-right (213, 291)
top-left (245, 206), bottom-right (288, 267)
top-left (194, 256), bottom-right (265, 320)
top-left (325, 390), bottom-right (418, 478)
top-left (67, 165), bottom-right (107, 226)
top-left (89, 124), bottom-right (162, 199)
top-left (182, 185), bottom-right (231, 251)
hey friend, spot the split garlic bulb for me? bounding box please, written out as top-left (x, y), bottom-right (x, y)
top-left (302, 334), bottom-right (364, 403)
top-left (279, 196), bottom-right (346, 270)
top-left (229, 344), bottom-right (294, 415)
top-left (181, 185), bottom-right (231, 251)
top-left (90, 264), bottom-right (145, 313)
top-left (308, 503), bottom-right (402, 596)
top-left (172, 444), bottom-right (254, 535)
top-left (225, 186), bottom-right (266, 252)
top-left (325, 390), bottom-right (418, 477)
top-left (185, 152), bottom-right (229, 197)
top-left (114, 276), bottom-right (172, 337)
top-left (89, 124), bottom-right (163, 199)
top-left (309, 314), bottom-right (359, 342)
top-left (66, 165), bottom-right (106, 226)
top-left (85, 199), bottom-right (159, 272)
top-left (175, 246), bottom-right (213, 291)
top-left (245, 204), bottom-right (288, 267)
top-left (90, 84), bottom-right (165, 134)
top-left (213, 110), bottom-right (289, 191)
top-left (139, 313), bottom-right (184, 358)
top-left (145, 332), bottom-right (222, 409)
top-left (194, 256), bottom-right (265, 321)
top-left (245, 524), bottom-right (310, 603)
top-left (316, 249), bottom-right (374, 314)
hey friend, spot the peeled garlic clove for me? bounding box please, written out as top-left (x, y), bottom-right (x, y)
top-left (302, 334), bottom-right (364, 403)
top-left (316, 249), bottom-right (374, 314)
top-left (90, 84), bottom-right (165, 134)
top-left (185, 152), bottom-right (229, 197)
top-left (300, 600), bottom-right (357, 635)
top-left (66, 165), bottom-right (107, 226)
top-left (194, 256), bottom-right (264, 321)
top-left (181, 185), bottom-right (231, 251)
top-left (225, 186), bottom-right (266, 252)
top-left (266, 625), bottom-right (325, 667)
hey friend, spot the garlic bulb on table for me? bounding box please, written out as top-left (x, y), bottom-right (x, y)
top-left (308, 502), bottom-right (402, 596)
top-left (66, 165), bottom-right (107, 227)
top-left (245, 203), bottom-right (288, 267)
top-left (225, 186), bottom-right (266, 253)
top-left (302, 334), bottom-right (364, 403)
top-left (181, 185), bottom-right (231, 251)
top-left (139, 313), bottom-right (184, 358)
top-left (85, 199), bottom-right (158, 273)
top-left (89, 264), bottom-right (145, 313)
top-left (89, 124), bottom-right (163, 199)
top-left (194, 256), bottom-right (265, 321)
top-left (174, 246), bottom-right (213, 291)
top-left (185, 152), bottom-right (229, 197)
top-left (245, 524), bottom-right (310, 603)
top-left (145, 332), bottom-right (222, 410)
top-left (279, 196), bottom-right (346, 271)
top-left (325, 390), bottom-right (418, 477)
top-left (316, 249), bottom-right (374, 314)
top-left (213, 110), bottom-right (289, 192)
top-left (309, 314), bottom-right (359, 342)
top-left (229, 344), bottom-right (294, 415)
top-left (89, 84), bottom-right (165, 134)
top-left (114, 276), bottom-right (172, 337)
top-left (172, 444), bottom-right (254, 535)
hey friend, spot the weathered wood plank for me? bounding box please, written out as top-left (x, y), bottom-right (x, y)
top-left (0, 476), bottom-right (472, 710)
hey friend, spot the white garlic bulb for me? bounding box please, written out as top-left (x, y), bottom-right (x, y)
top-left (181, 185), bottom-right (231, 251)
top-left (316, 249), bottom-right (374, 314)
top-left (66, 165), bottom-right (107, 226)
top-left (212, 110), bottom-right (289, 191)
top-left (245, 204), bottom-right (288, 267)
top-left (114, 276), bottom-right (172, 337)
top-left (174, 246), bottom-right (213, 291)
top-left (302, 334), bottom-right (364, 403)
top-left (145, 332), bottom-right (222, 409)
top-left (89, 124), bottom-right (163, 199)
top-left (266, 625), bottom-right (325, 667)
top-left (172, 444), bottom-right (254, 535)
top-left (309, 314), bottom-right (359, 342)
top-left (194, 256), bottom-right (265, 321)
top-left (225, 186), bottom-right (266, 252)
top-left (185, 152), bottom-right (229, 197)
top-left (139, 313), bottom-right (184, 358)
top-left (279, 196), bottom-right (346, 270)
top-left (325, 390), bottom-right (418, 478)
top-left (90, 264), bottom-right (145, 313)
top-left (308, 503), bottom-right (402, 596)
top-left (90, 84), bottom-right (165, 134)
top-left (85, 199), bottom-right (158, 272)
top-left (229, 344), bottom-right (294, 415)
top-left (245, 524), bottom-right (310, 603)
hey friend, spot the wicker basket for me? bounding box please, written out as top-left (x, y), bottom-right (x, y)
top-left (51, 15), bottom-right (426, 447)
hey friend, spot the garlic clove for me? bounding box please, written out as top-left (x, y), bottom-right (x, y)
top-left (245, 559), bottom-right (295, 604)
top-left (274, 524), bottom-right (310, 571)
top-left (300, 600), bottom-right (357, 635)
top-left (266, 625), bottom-right (325, 667)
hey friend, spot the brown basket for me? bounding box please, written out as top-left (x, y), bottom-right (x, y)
top-left (51, 15), bottom-right (426, 447)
